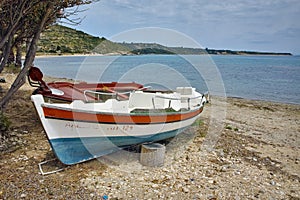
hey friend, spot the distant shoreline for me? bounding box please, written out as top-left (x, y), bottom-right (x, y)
top-left (33, 52), bottom-right (294, 58)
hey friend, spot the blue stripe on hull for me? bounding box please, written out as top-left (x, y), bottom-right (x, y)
top-left (49, 128), bottom-right (186, 165)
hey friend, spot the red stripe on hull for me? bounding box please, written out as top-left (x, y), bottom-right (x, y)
top-left (42, 106), bottom-right (203, 124)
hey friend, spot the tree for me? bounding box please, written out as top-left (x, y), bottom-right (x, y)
top-left (0, 0), bottom-right (99, 110)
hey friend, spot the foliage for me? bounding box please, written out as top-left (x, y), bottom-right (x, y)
top-left (225, 124), bottom-right (233, 130)
top-left (204, 48), bottom-right (292, 56)
top-left (0, 112), bottom-right (11, 133)
top-left (2, 64), bottom-right (21, 74)
top-left (130, 48), bottom-right (175, 55)
top-left (225, 124), bottom-right (239, 132)
top-left (192, 119), bottom-right (206, 137)
top-left (38, 25), bottom-right (106, 54)
top-left (93, 40), bottom-right (131, 54)
top-left (193, 119), bottom-right (204, 126)
top-left (123, 43), bottom-right (207, 55)
top-left (37, 25), bottom-right (131, 55)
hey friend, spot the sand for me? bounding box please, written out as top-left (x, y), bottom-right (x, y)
top-left (0, 72), bottom-right (299, 199)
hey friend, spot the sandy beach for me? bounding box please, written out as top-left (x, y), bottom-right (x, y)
top-left (0, 73), bottom-right (299, 199)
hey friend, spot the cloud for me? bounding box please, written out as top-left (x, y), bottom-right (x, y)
top-left (70, 0), bottom-right (300, 53)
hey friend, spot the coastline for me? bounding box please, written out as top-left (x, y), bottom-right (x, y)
top-left (0, 73), bottom-right (299, 199)
top-left (31, 52), bottom-right (295, 59)
top-left (28, 53), bottom-right (105, 59)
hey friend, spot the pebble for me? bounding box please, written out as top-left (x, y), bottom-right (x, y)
top-left (235, 170), bottom-right (241, 175)
top-left (208, 179), bottom-right (214, 184)
top-left (270, 180), bottom-right (276, 186)
top-left (182, 187), bottom-right (190, 193)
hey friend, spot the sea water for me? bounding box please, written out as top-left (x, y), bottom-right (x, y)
top-left (34, 55), bottom-right (300, 104)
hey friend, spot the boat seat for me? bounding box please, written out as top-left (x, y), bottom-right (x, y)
top-left (176, 87), bottom-right (200, 109)
top-left (176, 87), bottom-right (193, 95)
top-left (129, 91), bottom-right (168, 110)
top-left (129, 91), bottom-right (155, 109)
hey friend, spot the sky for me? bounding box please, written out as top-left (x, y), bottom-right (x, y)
top-left (66, 0), bottom-right (300, 54)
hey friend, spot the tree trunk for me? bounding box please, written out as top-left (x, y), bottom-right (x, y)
top-left (15, 42), bottom-right (22, 68)
top-left (0, 5), bottom-right (53, 110)
top-left (0, 52), bottom-right (3, 64)
top-left (7, 49), bottom-right (15, 65)
top-left (0, 34), bottom-right (13, 73)
top-left (25, 38), bottom-right (31, 54)
top-left (0, 26), bottom-right (15, 50)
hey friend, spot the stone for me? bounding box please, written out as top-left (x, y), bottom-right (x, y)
top-left (270, 180), bottom-right (276, 186)
top-left (182, 187), bottom-right (190, 193)
top-left (140, 143), bottom-right (166, 167)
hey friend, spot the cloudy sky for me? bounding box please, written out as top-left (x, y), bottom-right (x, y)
top-left (67, 0), bottom-right (300, 54)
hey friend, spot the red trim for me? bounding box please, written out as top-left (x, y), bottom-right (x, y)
top-left (35, 82), bottom-right (144, 102)
top-left (42, 106), bottom-right (203, 124)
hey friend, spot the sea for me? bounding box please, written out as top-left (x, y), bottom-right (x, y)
top-left (34, 55), bottom-right (300, 105)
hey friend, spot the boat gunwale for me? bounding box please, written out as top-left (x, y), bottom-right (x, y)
top-left (41, 102), bottom-right (203, 117)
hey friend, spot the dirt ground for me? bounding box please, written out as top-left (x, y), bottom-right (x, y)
top-left (0, 73), bottom-right (299, 199)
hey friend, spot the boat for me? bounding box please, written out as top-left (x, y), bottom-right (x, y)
top-left (31, 85), bottom-right (207, 165)
top-left (28, 67), bottom-right (146, 102)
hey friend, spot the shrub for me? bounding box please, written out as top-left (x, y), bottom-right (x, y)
top-left (3, 64), bottom-right (21, 73)
top-left (225, 124), bottom-right (232, 130)
top-left (0, 112), bottom-right (11, 134)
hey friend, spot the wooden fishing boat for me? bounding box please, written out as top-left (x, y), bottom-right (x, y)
top-left (31, 86), bottom-right (207, 165)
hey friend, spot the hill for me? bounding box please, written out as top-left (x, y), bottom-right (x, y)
top-left (37, 25), bottom-right (292, 56)
top-left (38, 25), bottom-right (129, 55)
top-left (38, 25), bottom-right (104, 54)
top-left (119, 43), bottom-right (207, 55)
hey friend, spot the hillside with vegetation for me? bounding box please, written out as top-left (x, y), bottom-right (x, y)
top-left (38, 25), bottom-right (104, 54)
top-left (38, 25), bottom-right (132, 55)
top-left (37, 25), bottom-right (292, 56)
